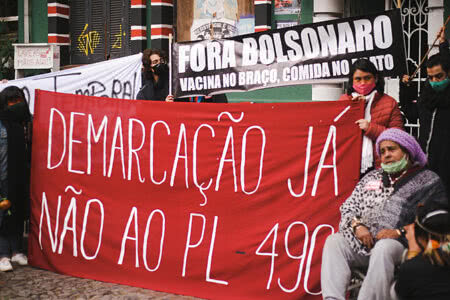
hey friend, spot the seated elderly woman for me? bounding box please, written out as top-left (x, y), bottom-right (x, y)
top-left (395, 201), bottom-right (450, 299)
top-left (320, 128), bottom-right (448, 300)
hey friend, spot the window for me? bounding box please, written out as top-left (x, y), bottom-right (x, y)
top-left (0, 0), bottom-right (19, 34)
top-left (70, 0), bottom-right (131, 64)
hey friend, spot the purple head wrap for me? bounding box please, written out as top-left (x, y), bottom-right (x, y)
top-left (376, 128), bottom-right (427, 167)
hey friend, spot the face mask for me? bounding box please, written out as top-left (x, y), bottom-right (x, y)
top-left (352, 82), bottom-right (376, 96)
top-left (152, 63), bottom-right (168, 76)
top-left (381, 155), bottom-right (408, 174)
top-left (7, 101), bottom-right (31, 122)
top-left (429, 77), bottom-right (450, 92)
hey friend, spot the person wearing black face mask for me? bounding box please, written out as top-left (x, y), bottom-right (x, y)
top-left (136, 48), bottom-right (173, 102)
top-left (401, 26), bottom-right (450, 195)
top-left (0, 86), bottom-right (31, 271)
top-left (136, 48), bottom-right (228, 103)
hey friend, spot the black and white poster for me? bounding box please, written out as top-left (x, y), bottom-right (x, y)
top-left (172, 9), bottom-right (407, 98)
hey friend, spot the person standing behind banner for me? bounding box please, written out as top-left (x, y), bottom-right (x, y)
top-left (136, 48), bottom-right (173, 102)
top-left (340, 59), bottom-right (404, 175)
top-left (401, 27), bottom-right (450, 195)
top-left (0, 86), bottom-right (32, 272)
top-left (136, 48), bottom-right (228, 103)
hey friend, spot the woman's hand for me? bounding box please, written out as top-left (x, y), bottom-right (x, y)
top-left (355, 119), bottom-right (370, 131)
top-left (376, 229), bottom-right (399, 240)
top-left (355, 225), bottom-right (374, 249)
top-left (165, 95), bottom-right (174, 102)
top-left (351, 95), bottom-right (365, 102)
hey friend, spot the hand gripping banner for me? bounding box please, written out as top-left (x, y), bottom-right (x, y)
top-left (29, 90), bottom-right (363, 299)
top-left (172, 9), bottom-right (406, 98)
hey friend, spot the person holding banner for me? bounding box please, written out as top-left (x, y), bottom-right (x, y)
top-left (0, 86), bottom-right (31, 271)
top-left (340, 59), bottom-right (403, 175)
top-left (321, 128), bottom-right (447, 300)
top-left (401, 27), bottom-right (450, 195)
top-left (137, 48), bottom-right (228, 103)
top-left (137, 48), bottom-right (173, 102)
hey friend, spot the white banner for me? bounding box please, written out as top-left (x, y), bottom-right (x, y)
top-left (0, 53), bottom-right (142, 114)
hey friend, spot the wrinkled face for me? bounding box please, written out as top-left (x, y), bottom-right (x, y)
top-left (426, 64), bottom-right (448, 82)
top-left (379, 140), bottom-right (407, 165)
top-left (353, 69), bottom-right (377, 85)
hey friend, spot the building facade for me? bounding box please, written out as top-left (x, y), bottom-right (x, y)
top-left (0, 0), bottom-right (448, 102)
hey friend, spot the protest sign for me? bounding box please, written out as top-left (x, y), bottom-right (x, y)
top-left (29, 90), bottom-right (363, 299)
top-left (173, 9), bottom-right (406, 98)
top-left (0, 53), bottom-right (142, 114)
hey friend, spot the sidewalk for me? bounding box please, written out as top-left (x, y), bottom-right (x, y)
top-left (0, 264), bottom-right (203, 300)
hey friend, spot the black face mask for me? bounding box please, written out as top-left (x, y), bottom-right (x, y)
top-left (152, 63), bottom-right (168, 76)
top-left (7, 101), bottom-right (31, 122)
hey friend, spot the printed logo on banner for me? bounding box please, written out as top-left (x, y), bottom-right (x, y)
top-left (191, 19), bottom-right (238, 41)
top-left (173, 9), bottom-right (407, 98)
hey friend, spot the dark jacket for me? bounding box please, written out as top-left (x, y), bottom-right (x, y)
top-left (401, 40), bottom-right (450, 194)
top-left (136, 74), bottom-right (228, 103)
top-left (416, 83), bottom-right (450, 195)
top-left (395, 254), bottom-right (450, 300)
top-left (0, 112), bottom-right (30, 236)
top-left (136, 74), bottom-right (170, 101)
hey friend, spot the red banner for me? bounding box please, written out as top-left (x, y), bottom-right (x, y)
top-left (29, 90), bottom-right (363, 299)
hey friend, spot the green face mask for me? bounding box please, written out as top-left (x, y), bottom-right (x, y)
top-left (429, 77), bottom-right (450, 92)
top-left (381, 155), bottom-right (409, 174)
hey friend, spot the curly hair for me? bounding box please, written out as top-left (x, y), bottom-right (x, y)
top-left (142, 48), bottom-right (168, 80)
top-left (142, 48), bottom-right (167, 68)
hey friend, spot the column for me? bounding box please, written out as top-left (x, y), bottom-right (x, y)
top-left (312, 0), bottom-right (344, 101)
top-left (131, 0), bottom-right (147, 54)
top-left (150, 0), bottom-right (173, 54)
top-left (254, 0), bottom-right (271, 32)
top-left (47, 0), bottom-right (70, 65)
